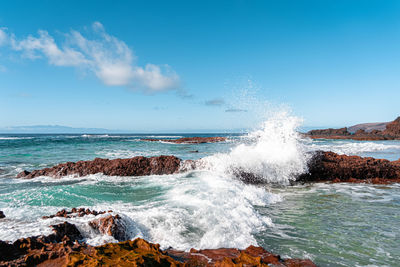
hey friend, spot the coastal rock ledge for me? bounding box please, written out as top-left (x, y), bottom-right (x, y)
top-left (17, 155), bottom-right (181, 179)
top-left (17, 151), bottom-right (400, 184)
top-left (0, 220), bottom-right (316, 267)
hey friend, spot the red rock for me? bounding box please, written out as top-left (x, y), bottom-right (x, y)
top-left (166, 244), bottom-right (317, 266)
top-left (0, 222), bottom-right (84, 266)
top-left (299, 151), bottom-right (400, 183)
top-left (142, 136), bottom-right (227, 144)
top-left (17, 155), bottom-right (181, 179)
top-left (306, 117), bottom-right (400, 140)
top-left (42, 207), bottom-right (110, 219)
top-left (89, 214), bottom-right (126, 241)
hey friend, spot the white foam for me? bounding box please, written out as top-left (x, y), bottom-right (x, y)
top-left (195, 112), bottom-right (309, 184)
top-left (0, 137), bottom-right (33, 140)
top-left (306, 141), bottom-right (400, 155)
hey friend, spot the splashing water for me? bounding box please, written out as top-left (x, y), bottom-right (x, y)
top-left (196, 112), bottom-right (309, 184)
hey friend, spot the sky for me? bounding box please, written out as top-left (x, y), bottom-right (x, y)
top-left (1, 0), bottom-right (400, 132)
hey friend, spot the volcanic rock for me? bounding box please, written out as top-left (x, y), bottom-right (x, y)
top-left (17, 155), bottom-right (181, 179)
top-left (141, 136), bottom-right (227, 144)
top-left (89, 214), bottom-right (127, 241)
top-left (298, 151), bottom-right (400, 183)
top-left (67, 238), bottom-right (315, 267)
top-left (42, 207), bottom-right (111, 219)
top-left (0, 222), bottom-right (84, 266)
top-left (306, 116), bottom-right (400, 140)
top-left (0, 211), bottom-right (5, 219)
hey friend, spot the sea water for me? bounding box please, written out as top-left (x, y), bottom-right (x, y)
top-left (0, 115), bottom-right (399, 266)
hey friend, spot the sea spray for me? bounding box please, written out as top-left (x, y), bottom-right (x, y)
top-left (194, 112), bottom-right (310, 184)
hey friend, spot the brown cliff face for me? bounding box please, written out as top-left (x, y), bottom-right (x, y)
top-left (306, 117), bottom-right (400, 140)
top-left (17, 155), bottom-right (181, 179)
top-left (299, 151), bottom-right (400, 184)
top-left (141, 136), bottom-right (227, 144)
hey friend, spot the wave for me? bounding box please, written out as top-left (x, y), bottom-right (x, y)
top-left (306, 141), bottom-right (400, 155)
top-left (192, 112), bottom-right (310, 184)
top-left (0, 171), bottom-right (280, 251)
top-left (0, 137), bottom-right (33, 140)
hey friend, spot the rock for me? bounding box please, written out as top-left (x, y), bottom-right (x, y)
top-left (306, 117), bottom-right (400, 140)
top-left (89, 214), bottom-right (127, 241)
top-left (67, 238), bottom-right (315, 267)
top-left (42, 207), bottom-right (111, 219)
top-left (1, 227), bottom-right (316, 266)
top-left (165, 244), bottom-right (317, 267)
top-left (298, 151), bottom-right (400, 183)
top-left (0, 222), bottom-right (84, 266)
top-left (17, 155), bottom-right (181, 179)
top-left (0, 211), bottom-right (5, 219)
top-left (141, 136), bottom-right (227, 144)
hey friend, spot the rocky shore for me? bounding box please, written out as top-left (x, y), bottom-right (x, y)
top-left (141, 136), bottom-right (227, 144)
top-left (0, 208), bottom-right (316, 267)
top-left (306, 116), bottom-right (400, 140)
top-left (17, 151), bottom-right (400, 184)
top-left (17, 155), bottom-right (181, 179)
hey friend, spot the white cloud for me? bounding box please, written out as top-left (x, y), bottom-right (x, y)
top-left (2, 22), bottom-right (180, 92)
top-left (0, 28), bottom-right (8, 46)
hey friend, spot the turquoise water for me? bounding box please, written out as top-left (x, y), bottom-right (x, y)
top-left (0, 132), bottom-right (400, 266)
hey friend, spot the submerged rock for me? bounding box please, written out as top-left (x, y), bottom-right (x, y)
top-left (17, 155), bottom-right (181, 179)
top-left (141, 136), bottom-right (227, 144)
top-left (299, 151), bottom-right (400, 184)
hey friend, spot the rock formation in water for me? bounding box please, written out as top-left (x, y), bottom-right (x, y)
top-left (306, 116), bottom-right (400, 140)
top-left (17, 155), bottom-right (181, 179)
top-left (0, 209), bottom-right (316, 267)
top-left (141, 136), bottom-right (227, 144)
top-left (89, 214), bottom-right (127, 242)
top-left (42, 207), bottom-right (112, 219)
top-left (0, 211), bottom-right (5, 219)
top-left (298, 151), bottom-right (400, 184)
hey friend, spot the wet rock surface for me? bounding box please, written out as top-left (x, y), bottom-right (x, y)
top-left (306, 116), bottom-right (400, 140)
top-left (42, 207), bottom-right (112, 219)
top-left (141, 136), bottom-right (227, 144)
top-left (0, 211), bottom-right (5, 219)
top-left (299, 151), bottom-right (400, 184)
top-left (88, 214), bottom-right (127, 242)
top-left (0, 222), bottom-right (316, 267)
top-left (17, 155), bottom-right (181, 179)
top-left (0, 222), bottom-right (84, 266)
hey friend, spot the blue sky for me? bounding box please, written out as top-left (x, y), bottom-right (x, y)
top-left (1, 0), bottom-right (400, 132)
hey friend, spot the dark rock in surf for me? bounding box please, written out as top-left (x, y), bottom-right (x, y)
top-left (299, 151), bottom-right (400, 184)
top-left (42, 207), bottom-right (111, 219)
top-left (89, 214), bottom-right (127, 241)
top-left (17, 155), bottom-right (181, 179)
top-left (0, 211), bottom-right (5, 219)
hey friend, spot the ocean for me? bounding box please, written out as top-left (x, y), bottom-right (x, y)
top-left (0, 116), bottom-right (399, 266)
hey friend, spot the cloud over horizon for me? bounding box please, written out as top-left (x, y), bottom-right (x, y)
top-left (205, 98), bottom-right (225, 106)
top-left (0, 22), bottom-right (180, 92)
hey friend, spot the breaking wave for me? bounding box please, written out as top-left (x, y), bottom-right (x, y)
top-left (193, 112), bottom-right (310, 184)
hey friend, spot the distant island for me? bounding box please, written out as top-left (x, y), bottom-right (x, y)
top-left (306, 117), bottom-right (400, 140)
